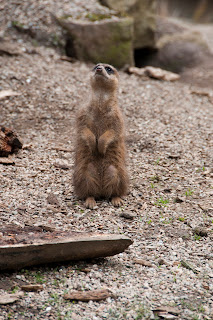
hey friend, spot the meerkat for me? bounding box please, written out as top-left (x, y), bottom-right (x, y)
top-left (73, 63), bottom-right (129, 209)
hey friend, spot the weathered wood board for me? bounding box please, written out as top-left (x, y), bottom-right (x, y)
top-left (0, 230), bottom-right (132, 271)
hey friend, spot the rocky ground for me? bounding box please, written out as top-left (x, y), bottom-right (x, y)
top-left (0, 1), bottom-right (213, 320)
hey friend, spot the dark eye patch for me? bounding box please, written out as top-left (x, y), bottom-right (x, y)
top-left (105, 66), bottom-right (114, 74)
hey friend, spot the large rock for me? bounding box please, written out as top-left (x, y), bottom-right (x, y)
top-left (135, 16), bottom-right (211, 73)
top-left (155, 16), bottom-right (188, 42)
top-left (100, 0), bottom-right (157, 48)
top-left (154, 17), bottom-right (211, 73)
top-left (155, 32), bottom-right (210, 73)
top-left (57, 17), bottom-right (134, 69)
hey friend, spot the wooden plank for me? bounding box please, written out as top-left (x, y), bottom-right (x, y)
top-left (0, 233), bottom-right (132, 271)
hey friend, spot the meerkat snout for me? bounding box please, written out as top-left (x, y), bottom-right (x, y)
top-left (95, 65), bottom-right (103, 73)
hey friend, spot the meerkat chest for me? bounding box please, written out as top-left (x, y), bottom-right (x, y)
top-left (88, 109), bottom-right (117, 137)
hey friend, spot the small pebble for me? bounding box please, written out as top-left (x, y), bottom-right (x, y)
top-left (158, 258), bottom-right (168, 266)
top-left (193, 227), bottom-right (208, 237)
top-left (119, 212), bottom-right (135, 220)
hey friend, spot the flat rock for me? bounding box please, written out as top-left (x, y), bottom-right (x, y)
top-left (128, 66), bottom-right (180, 81)
top-left (0, 157), bottom-right (15, 165)
top-left (154, 306), bottom-right (181, 315)
top-left (0, 292), bottom-right (24, 305)
top-left (53, 160), bottom-right (71, 170)
top-left (156, 312), bottom-right (177, 319)
top-left (119, 211), bottom-right (135, 219)
top-left (0, 90), bottom-right (21, 100)
top-left (145, 66), bottom-right (180, 81)
top-left (133, 258), bottom-right (153, 267)
top-left (0, 41), bottom-right (22, 56)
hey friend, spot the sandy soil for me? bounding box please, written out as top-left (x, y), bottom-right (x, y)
top-left (0, 1), bottom-right (213, 320)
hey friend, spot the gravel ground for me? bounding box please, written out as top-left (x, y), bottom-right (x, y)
top-left (0, 1), bottom-right (213, 320)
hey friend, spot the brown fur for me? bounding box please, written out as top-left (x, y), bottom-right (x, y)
top-left (73, 63), bottom-right (129, 209)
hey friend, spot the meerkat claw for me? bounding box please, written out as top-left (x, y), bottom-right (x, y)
top-left (85, 197), bottom-right (97, 209)
top-left (111, 196), bottom-right (123, 207)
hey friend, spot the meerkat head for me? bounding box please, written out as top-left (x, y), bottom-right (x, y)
top-left (90, 63), bottom-right (119, 92)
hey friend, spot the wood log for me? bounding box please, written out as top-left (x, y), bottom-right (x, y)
top-left (0, 126), bottom-right (22, 157)
top-left (21, 284), bottom-right (43, 292)
top-left (64, 289), bottom-right (112, 302)
top-left (0, 229), bottom-right (133, 270)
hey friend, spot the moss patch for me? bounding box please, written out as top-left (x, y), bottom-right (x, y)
top-left (85, 13), bottom-right (112, 22)
top-left (100, 41), bottom-right (133, 68)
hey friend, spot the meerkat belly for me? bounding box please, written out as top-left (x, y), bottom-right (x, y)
top-left (93, 139), bottom-right (121, 176)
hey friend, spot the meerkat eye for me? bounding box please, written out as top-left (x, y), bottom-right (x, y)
top-left (105, 66), bottom-right (114, 74)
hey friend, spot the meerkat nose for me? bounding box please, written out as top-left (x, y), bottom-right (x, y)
top-left (96, 66), bottom-right (102, 72)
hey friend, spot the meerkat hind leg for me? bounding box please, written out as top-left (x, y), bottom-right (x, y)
top-left (85, 197), bottom-right (97, 209)
top-left (111, 196), bottom-right (123, 207)
top-left (103, 165), bottom-right (123, 207)
top-left (103, 165), bottom-right (119, 197)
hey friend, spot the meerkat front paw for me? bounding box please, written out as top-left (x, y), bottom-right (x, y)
top-left (98, 130), bottom-right (115, 155)
top-left (85, 197), bottom-right (97, 209)
top-left (87, 135), bottom-right (96, 153)
top-left (81, 128), bottom-right (96, 153)
top-left (111, 196), bottom-right (123, 207)
top-left (98, 136), bottom-right (107, 155)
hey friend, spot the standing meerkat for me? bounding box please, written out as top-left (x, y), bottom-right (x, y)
top-left (73, 63), bottom-right (129, 209)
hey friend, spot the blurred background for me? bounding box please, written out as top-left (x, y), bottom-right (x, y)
top-left (157, 0), bottom-right (213, 23)
top-left (1, 0), bottom-right (213, 85)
